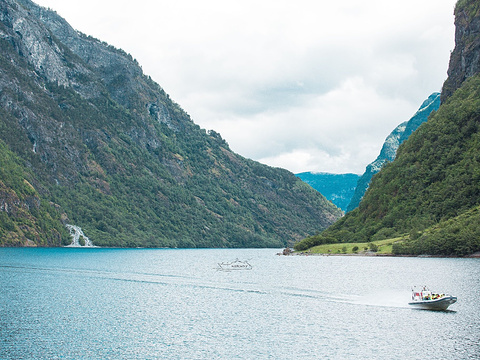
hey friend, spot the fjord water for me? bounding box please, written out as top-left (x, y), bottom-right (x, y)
top-left (1, 249), bottom-right (478, 359)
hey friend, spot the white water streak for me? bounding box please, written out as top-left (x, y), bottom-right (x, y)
top-left (65, 224), bottom-right (94, 247)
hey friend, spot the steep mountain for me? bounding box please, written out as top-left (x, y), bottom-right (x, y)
top-left (295, 0), bottom-right (480, 256)
top-left (296, 172), bottom-right (359, 212)
top-left (441, 0), bottom-right (480, 102)
top-left (0, 0), bottom-right (342, 247)
top-left (347, 93), bottom-right (440, 212)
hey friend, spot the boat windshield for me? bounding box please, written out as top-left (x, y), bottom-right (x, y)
top-left (411, 286), bottom-right (446, 301)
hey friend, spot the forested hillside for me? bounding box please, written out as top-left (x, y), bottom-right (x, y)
top-left (0, 140), bottom-right (68, 246)
top-left (0, 0), bottom-right (342, 247)
top-left (295, 0), bottom-right (480, 256)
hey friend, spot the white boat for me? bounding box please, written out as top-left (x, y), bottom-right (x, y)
top-left (217, 259), bottom-right (252, 271)
top-left (408, 286), bottom-right (457, 310)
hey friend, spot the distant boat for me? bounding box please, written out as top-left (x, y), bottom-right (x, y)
top-left (217, 259), bottom-right (252, 271)
top-left (408, 286), bottom-right (457, 311)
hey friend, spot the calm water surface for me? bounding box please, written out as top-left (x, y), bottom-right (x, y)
top-left (1, 248), bottom-right (479, 359)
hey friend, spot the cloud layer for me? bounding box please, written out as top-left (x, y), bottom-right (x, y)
top-left (35, 0), bottom-right (457, 173)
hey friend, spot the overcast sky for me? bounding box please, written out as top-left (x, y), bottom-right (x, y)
top-left (34, 0), bottom-right (457, 174)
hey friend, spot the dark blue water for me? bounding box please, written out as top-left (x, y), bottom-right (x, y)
top-left (1, 248), bottom-right (479, 359)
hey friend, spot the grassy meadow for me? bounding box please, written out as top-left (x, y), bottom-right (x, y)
top-left (299, 238), bottom-right (404, 255)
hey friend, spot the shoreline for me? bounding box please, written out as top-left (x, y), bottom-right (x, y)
top-left (286, 251), bottom-right (480, 259)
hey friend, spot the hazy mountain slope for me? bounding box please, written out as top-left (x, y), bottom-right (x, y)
top-left (295, 0), bottom-right (480, 256)
top-left (347, 93), bottom-right (440, 212)
top-left (0, 0), bottom-right (342, 247)
top-left (296, 172), bottom-right (359, 212)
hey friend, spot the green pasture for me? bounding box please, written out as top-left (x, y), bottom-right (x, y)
top-left (302, 238), bottom-right (404, 255)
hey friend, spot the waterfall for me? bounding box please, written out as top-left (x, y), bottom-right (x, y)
top-left (65, 224), bottom-right (95, 247)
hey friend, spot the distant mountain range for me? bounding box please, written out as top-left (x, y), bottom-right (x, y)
top-left (0, 0), bottom-right (342, 247)
top-left (295, 172), bottom-right (359, 212)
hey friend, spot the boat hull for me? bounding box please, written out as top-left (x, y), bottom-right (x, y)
top-left (408, 296), bottom-right (457, 310)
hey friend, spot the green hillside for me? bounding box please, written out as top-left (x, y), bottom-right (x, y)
top-left (295, 0), bottom-right (480, 256)
top-left (0, 0), bottom-right (341, 247)
top-left (295, 73), bottom-right (480, 256)
top-left (0, 140), bottom-right (69, 246)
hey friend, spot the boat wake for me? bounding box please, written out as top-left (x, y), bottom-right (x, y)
top-left (0, 263), bottom-right (429, 310)
top-left (350, 292), bottom-right (412, 309)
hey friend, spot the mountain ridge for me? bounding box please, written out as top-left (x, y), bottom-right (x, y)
top-left (0, 0), bottom-right (342, 247)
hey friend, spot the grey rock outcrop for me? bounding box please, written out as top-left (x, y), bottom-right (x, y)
top-left (441, 1), bottom-right (480, 102)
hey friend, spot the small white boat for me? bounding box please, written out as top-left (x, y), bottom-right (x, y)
top-left (217, 259), bottom-right (252, 271)
top-left (408, 286), bottom-right (457, 311)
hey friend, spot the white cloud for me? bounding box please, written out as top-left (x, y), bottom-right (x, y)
top-left (208, 77), bottom-right (414, 173)
top-left (34, 0), bottom-right (457, 174)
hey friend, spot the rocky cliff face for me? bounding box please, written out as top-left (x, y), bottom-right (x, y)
top-left (347, 93), bottom-right (440, 212)
top-left (441, 0), bottom-right (480, 102)
top-left (1, 0), bottom-right (183, 184)
top-left (0, 0), bottom-right (342, 247)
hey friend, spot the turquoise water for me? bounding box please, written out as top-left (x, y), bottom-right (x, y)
top-left (1, 248), bottom-right (479, 359)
